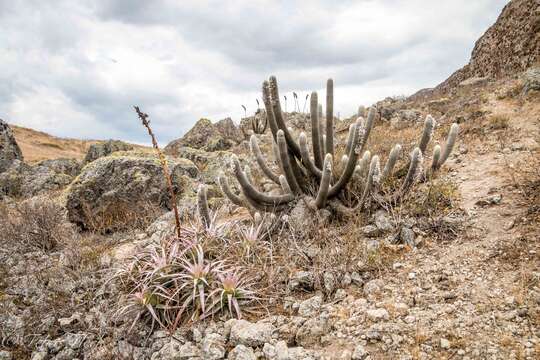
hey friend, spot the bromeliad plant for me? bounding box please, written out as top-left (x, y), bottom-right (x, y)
top-left (219, 76), bottom-right (459, 216)
top-left (114, 188), bottom-right (261, 333)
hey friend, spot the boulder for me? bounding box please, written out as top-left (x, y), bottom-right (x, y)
top-left (523, 66), bottom-right (540, 93)
top-left (83, 140), bottom-right (133, 165)
top-left (66, 151), bottom-right (199, 231)
top-left (228, 319), bottom-right (275, 347)
top-left (0, 159), bottom-right (76, 199)
top-left (165, 117), bottom-right (243, 153)
top-left (0, 119), bottom-right (23, 173)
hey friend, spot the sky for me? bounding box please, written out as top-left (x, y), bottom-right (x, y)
top-left (0, 0), bottom-right (509, 144)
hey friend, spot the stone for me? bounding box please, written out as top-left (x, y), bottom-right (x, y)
top-left (288, 271), bottom-right (315, 291)
top-left (295, 315), bottom-right (328, 347)
top-left (228, 345), bottom-right (256, 360)
top-left (523, 66), bottom-right (540, 93)
top-left (440, 338), bottom-right (451, 349)
top-left (83, 140), bottom-right (133, 164)
top-left (66, 151), bottom-right (198, 231)
top-left (229, 319), bottom-right (275, 347)
top-left (352, 344), bottom-right (368, 360)
top-left (0, 119), bottom-right (23, 173)
top-left (361, 225), bottom-right (380, 237)
top-left (0, 160), bottom-right (75, 198)
top-left (366, 308), bottom-right (390, 322)
top-left (399, 227), bottom-right (416, 248)
top-left (165, 117), bottom-right (243, 153)
top-left (64, 333), bottom-right (87, 350)
top-left (363, 279), bottom-right (383, 297)
top-left (323, 272), bottom-right (336, 293)
top-left (374, 210), bottom-right (394, 232)
top-left (151, 340), bottom-right (201, 360)
top-left (202, 333), bottom-right (226, 360)
top-left (298, 295), bottom-right (323, 317)
top-left (274, 341), bottom-right (289, 360)
top-left (0, 351), bottom-right (12, 360)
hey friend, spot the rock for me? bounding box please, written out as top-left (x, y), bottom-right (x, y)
top-left (0, 119), bottom-right (23, 173)
top-left (295, 315), bottom-right (328, 347)
top-left (440, 338), bottom-right (451, 349)
top-left (297, 295), bottom-right (323, 317)
top-left (289, 201), bottom-right (313, 229)
top-left (390, 109), bottom-right (422, 128)
top-left (374, 210), bottom-right (393, 232)
top-left (274, 341), bottom-right (289, 360)
top-left (163, 146), bottom-right (236, 186)
top-left (0, 351), bottom-right (12, 360)
top-left (459, 76), bottom-right (489, 87)
top-left (523, 66), bottom-right (540, 93)
top-left (475, 194), bottom-right (502, 207)
top-left (323, 272), bottom-right (336, 294)
top-left (366, 308), bottom-right (390, 322)
top-left (165, 118), bottom-right (242, 153)
top-left (228, 319), bottom-right (274, 347)
top-left (363, 279), bottom-right (383, 297)
top-left (202, 333), bottom-right (226, 360)
top-left (399, 227), bottom-right (416, 248)
top-left (262, 343), bottom-right (276, 360)
top-left (352, 344), bottom-right (368, 360)
top-left (83, 140), bottom-right (133, 165)
top-left (30, 351), bottom-right (47, 360)
top-left (435, 0), bottom-right (540, 93)
top-left (151, 340), bottom-right (201, 360)
top-left (0, 159), bottom-right (75, 198)
top-left (38, 158), bottom-right (81, 177)
top-left (64, 333), bottom-right (86, 350)
top-left (228, 345), bottom-right (256, 360)
top-left (288, 271), bottom-right (315, 291)
top-left (66, 151), bottom-right (198, 231)
top-left (361, 225), bottom-right (380, 237)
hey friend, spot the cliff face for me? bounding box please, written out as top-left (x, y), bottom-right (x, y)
top-left (436, 0), bottom-right (540, 93)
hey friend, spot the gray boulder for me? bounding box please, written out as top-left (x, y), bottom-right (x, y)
top-left (523, 66), bottom-right (540, 93)
top-left (0, 159), bottom-right (76, 199)
top-left (83, 140), bottom-right (133, 165)
top-left (66, 150), bottom-right (199, 231)
top-left (228, 319), bottom-right (275, 347)
top-left (0, 119), bottom-right (23, 173)
top-left (165, 118), bottom-right (243, 153)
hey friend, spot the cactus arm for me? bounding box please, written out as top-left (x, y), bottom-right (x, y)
top-left (218, 175), bottom-right (247, 208)
top-left (315, 154), bottom-right (333, 208)
top-left (299, 132), bottom-right (322, 179)
top-left (328, 118), bottom-right (363, 198)
top-left (325, 78), bottom-right (334, 157)
top-left (356, 155), bottom-right (381, 210)
top-left (262, 81), bottom-right (279, 143)
top-left (357, 107), bottom-right (376, 154)
top-left (276, 130), bottom-right (302, 194)
top-left (381, 144), bottom-right (402, 182)
top-left (232, 155), bottom-right (295, 205)
top-left (268, 76), bottom-right (302, 159)
top-left (250, 135), bottom-right (280, 184)
top-left (310, 91), bottom-right (323, 168)
top-left (279, 175), bottom-right (292, 194)
top-left (418, 115), bottom-right (436, 154)
top-left (437, 123), bottom-right (459, 167)
top-left (399, 147), bottom-right (423, 196)
top-left (344, 123), bottom-right (355, 156)
top-left (197, 184), bottom-right (211, 228)
top-left (428, 145), bottom-right (442, 177)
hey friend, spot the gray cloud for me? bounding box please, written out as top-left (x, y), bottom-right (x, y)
top-left (0, 0), bottom-right (509, 144)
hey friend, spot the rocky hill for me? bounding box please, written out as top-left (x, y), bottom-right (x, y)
top-left (434, 0), bottom-right (540, 94)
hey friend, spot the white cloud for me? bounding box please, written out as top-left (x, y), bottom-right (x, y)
top-left (0, 0), bottom-right (509, 143)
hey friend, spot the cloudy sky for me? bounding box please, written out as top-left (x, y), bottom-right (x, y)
top-left (1, 0), bottom-right (509, 144)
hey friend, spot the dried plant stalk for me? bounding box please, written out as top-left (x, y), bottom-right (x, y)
top-left (134, 106), bottom-right (181, 238)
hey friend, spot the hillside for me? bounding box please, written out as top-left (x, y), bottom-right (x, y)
top-left (10, 125), bottom-right (101, 163)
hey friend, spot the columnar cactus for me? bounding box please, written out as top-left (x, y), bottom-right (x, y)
top-left (251, 113), bottom-right (268, 135)
top-left (218, 76), bottom-right (459, 216)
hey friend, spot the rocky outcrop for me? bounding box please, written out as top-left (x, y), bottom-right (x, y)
top-left (0, 158), bottom-right (79, 199)
top-left (66, 151), bottom-right (199, 231)
top-left (435, 0), bottom-right (540, 93)
top-left (165, 117), bottom-right (243, 153)
top-left (83, 140), bottom-right (134, 165)
top-left (0, 119), bottom-right (23, 173)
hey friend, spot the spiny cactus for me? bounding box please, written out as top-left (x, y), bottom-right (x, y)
top-left (218, 76), bottom-right (459, 217)
top-left (251, 112), bottom-right (268, 134)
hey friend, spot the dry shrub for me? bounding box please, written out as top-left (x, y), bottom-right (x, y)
top-left (0, 196), bottom-right (75, 252)
top-left (488, 114), bottom-right (510, 130)
top-left (82, 199), bottom-right (164, 233)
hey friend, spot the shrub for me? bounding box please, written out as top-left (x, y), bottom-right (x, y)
top-left (0, 197), bottom-right (74, 252)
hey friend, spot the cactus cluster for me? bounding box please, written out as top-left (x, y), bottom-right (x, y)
top-left (219, 76), bottom-right (459, 216)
